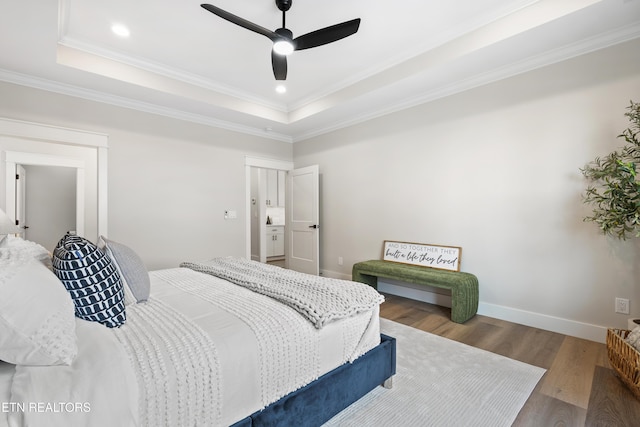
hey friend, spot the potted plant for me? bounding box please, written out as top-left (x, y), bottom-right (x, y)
top-left (582, 101), bottom-right (640, 399)
top-left (581, 100), bottom-right (640, 239)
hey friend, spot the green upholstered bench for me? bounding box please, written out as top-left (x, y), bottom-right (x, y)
top-left (352, 260), bottom-right (479, 323)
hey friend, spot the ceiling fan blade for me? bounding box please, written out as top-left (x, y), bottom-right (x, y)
top-left (201, 4), bottom-right (279, 42)
top-left (293, 18), bottom-right (361, 51)
top-left (271, 51), bottom-right (288, 80)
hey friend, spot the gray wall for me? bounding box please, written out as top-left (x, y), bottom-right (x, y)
top-left (0, 81), bottom-right (293, 270)
top-left (293, 39), bottom-right (640, 339)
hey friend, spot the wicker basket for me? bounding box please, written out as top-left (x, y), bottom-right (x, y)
top-left (607, 328), bottom-right (640, 399)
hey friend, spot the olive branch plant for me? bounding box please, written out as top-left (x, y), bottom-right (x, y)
top-left (581, 101), bottom-right (640, 239)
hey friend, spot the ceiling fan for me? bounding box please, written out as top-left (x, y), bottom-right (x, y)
top-left (201, 1), bottom-right (361, 80)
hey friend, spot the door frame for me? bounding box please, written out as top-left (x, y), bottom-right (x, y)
top-left (245, 156), bottom-right (293, 261)
top-left (0, 118), bottom-right (109, 238)
top-left (5, 151), bottom-right (86, 236)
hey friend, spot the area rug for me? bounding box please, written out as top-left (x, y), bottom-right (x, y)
top-left (323, 318), bottom-right (546, 427)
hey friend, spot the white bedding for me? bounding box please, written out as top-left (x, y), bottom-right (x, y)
top-left (0, 362), bottom-right (12, 427)
top-left (149, 268), bottom-right (380, 426)
top-left (7, 319), bottom-right (138, 427)
top-left (1, 267), bottom-right (381, 427)
top-left (182, 257), bottom-right (384, 328)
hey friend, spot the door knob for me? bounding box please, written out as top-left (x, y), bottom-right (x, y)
top-left (308, 224), bottom-right (319, 229)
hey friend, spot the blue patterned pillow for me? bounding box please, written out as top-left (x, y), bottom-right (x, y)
top-left (52, 234), bottom-right (126, 328)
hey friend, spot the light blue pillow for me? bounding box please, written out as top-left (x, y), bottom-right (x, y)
top-left (99, 236), bottom-right (150, 303)
top-left (52, 234), bottom-right (126, 328)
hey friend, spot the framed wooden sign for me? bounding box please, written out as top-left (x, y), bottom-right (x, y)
top-left (382, 240), bottom-right (462, 272)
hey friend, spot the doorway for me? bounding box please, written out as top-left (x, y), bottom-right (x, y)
top-left (245, 157), bottom-right (320, 275)
top-left (19, 165), bottom-right (77, 251)
top-left (250, 167), bottom-right (287, 265)
top-left (5, 151), bottom-right (86, 250)
top-left (0, 118), bottom-right (109, 242)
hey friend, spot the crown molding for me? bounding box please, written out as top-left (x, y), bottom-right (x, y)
top-left (2, 20), bottom-right (638, 144)
top-left (58, 37), bottom-right (288, 114)
top-left (0, 69), bottom-right (293, 143)
top-left (0, 117), bottom-right (107, 147)
top-left (287, 0), bottom-right (540, 112)
top-left (292, 22), bottom-right (640, 142)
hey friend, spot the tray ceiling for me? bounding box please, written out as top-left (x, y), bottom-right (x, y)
top-left (1, 0), bottom-right (639, 142)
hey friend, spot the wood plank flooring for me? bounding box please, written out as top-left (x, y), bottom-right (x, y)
top-left (379, 293), bottom-right (640, 426)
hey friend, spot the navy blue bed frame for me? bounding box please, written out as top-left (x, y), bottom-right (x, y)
top-left (230, 334), bottom-right (396, 427)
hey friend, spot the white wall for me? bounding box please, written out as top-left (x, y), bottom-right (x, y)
top-left (0, 82), bottom-right (293, 270)
top-left (293, 39), bottom-right (640, 341)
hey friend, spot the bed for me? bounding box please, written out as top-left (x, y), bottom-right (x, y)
top-left (0, 235), bottom-right (395, 427)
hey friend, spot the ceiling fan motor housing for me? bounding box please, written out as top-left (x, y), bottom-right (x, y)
top-left (276, 0), bottom-right (292, 12)
top-left (275, 28), bottom-right (293, 39)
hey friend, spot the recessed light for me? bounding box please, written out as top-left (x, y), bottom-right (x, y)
top-left (111, 23), bottom-right (130, 38)
top-left (275, 85), bottom-right (286, 94)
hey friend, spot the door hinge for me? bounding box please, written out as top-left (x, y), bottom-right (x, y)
top-left (16, 174), bottom-right (19, 179)
top-left (15, 220), bottom-right (19, 226)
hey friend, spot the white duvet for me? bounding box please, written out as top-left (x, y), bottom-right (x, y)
top-left (1, 267), bottom-right (381, 427)
top-left (8, 320), bottom-right (138, 427)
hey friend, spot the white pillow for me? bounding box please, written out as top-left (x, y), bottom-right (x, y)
top-left (0, 236), bottom-right (51, 268)
top-left (0, 261), bottom-right (77, 365)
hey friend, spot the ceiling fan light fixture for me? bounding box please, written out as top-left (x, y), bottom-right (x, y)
top-left (273, 39), bottom-right (294, 56)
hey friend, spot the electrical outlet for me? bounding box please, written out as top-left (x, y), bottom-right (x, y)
top-left (615, 298), bottom-right (630, 314)
top-left (338, 257), bottom-right (343, 266)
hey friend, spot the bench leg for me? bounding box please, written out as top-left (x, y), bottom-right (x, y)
top-left (450, 285), bottom-right (479, 323)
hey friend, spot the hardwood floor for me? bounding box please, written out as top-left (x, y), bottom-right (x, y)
top-left (267, 258), bottom-right (286, 268)
top-left (379, 293), bottom-right (640, 427)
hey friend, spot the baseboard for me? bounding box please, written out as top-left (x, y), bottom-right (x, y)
top-left (321, 269), bottom-right (351, 280)
top-left (478, 302), bottom-right (607, 343)
top-left (321, 268), bottom-right (607, 343)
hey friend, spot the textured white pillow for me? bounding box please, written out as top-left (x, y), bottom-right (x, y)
top-left (0, 261), bottom-right (77, 365)
top-left (0, 236), bottom-right (52, 268)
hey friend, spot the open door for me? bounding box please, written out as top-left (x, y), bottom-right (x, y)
top-left (5, 152), bottom-right (86, 246)
top-left (286, 165), bottom-right (319, 275)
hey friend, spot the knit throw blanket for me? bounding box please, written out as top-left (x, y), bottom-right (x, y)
top-left (113, 299), bottom-right (221, 427)
top-left (180, 257), bottom-right (384, 329)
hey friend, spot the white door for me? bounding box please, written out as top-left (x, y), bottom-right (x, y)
top-left (15, 165), bottom-right (27, 239)
top-left (6, 153), bottom-right (86, 247)
top-left (287, 165), bottom-right (319, 275)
